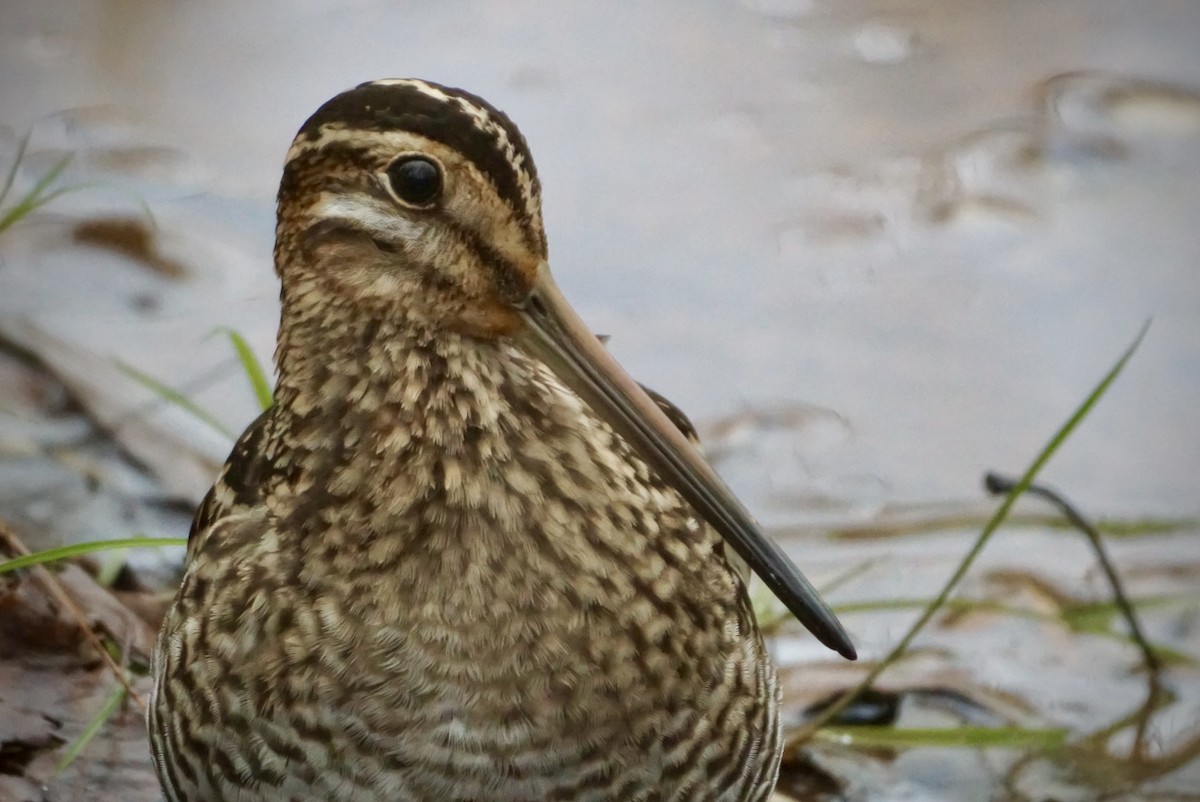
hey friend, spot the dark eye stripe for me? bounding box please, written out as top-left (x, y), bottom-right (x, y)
top-left (440, 217), bottom-right (528, 303)
top-left (279, 143), bottom-right (391, 209)
top-left (296, 81), bottom-right (545, 256)
top-left (299, 212), bottom-right (524, 302)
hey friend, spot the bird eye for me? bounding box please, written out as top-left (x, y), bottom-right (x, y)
top-left (385, 156), bottom-right (443, 207)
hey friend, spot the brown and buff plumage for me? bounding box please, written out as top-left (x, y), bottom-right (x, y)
top-left (149, 79), bottom-right (846, 802)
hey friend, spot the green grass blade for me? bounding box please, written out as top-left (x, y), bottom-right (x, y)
top-left (22, 151), bottom-right (73, 201)
top-left (794, 321), bottom-right (1151, 739)
top-left (0, 154), bottom-right (75, 236)
top-left (1089, 516), bottom-right (1200, 537)
top-left (54, 683), bottom-right (126, 773)
top-left (93, 548), bottom-right (129, 587)
top-left (815, 725), bottom-right (1069, 750)
top-left (215, 327), bottom-right (273, 411)
top-left (0, 537), bottom-right (186, 575)
top-left (1063, 594), bottom-right (1198, 632)
top-left (117, 359), bottom-right (236, 440)
top-left (832, 596), bottom-right (1048, 618)
top-left (0, 182), bottom-right (93, 234)
top-left (832, 595), bottom-right (1195, 665)
top-left (0, 129), bottom-right (31, 208)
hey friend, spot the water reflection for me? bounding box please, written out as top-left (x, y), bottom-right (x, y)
top-left (1, 1), bottom-right (1198, 799)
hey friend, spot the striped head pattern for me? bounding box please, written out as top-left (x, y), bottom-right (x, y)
top-left (275, 79), bottom-right (547, 337)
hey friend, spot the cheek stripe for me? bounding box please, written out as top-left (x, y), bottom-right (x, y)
top-left (306, 194), bottom-right (527, 303)
top-left (442, 218), bottom-right (528, 303)
top-left (313, 196), bottom-right (427, 243)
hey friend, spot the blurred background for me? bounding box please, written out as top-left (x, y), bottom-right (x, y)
top-left (1, 2), bottom-right (1198, 800)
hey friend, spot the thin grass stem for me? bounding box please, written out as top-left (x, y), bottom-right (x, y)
top-left (789, 321), bottom-right (1150, 744)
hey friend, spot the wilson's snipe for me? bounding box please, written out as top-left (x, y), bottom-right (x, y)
top-left (149, 79), bottom-right (855, 802)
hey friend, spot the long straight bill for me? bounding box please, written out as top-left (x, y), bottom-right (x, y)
top-left (514, 263), bottom-right (856, 660)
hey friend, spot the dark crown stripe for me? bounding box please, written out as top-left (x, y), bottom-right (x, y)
top-left (296, 80), bottom-right (541, 240)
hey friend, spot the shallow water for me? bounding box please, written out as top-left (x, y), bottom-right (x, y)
top-left (1, 1), bottom-right (1198, 799)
